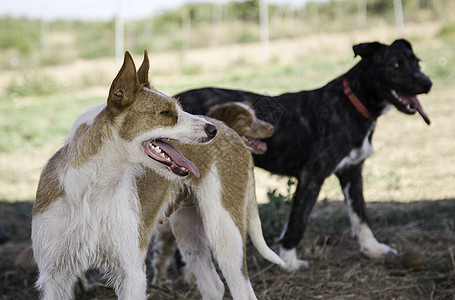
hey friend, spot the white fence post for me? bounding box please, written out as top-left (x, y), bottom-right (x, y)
top-left (259, 0), bottom-right (270, 64)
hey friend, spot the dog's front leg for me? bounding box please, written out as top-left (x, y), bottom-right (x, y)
top-left (170, 205), bottom-right (225, 300)
top-left (279, 174), bottom-right (323, 272)
top-left (36, 271), bottom-right (79, 300)
top-left (336, 163), bottom-right (398, 258)
top-left (113, 253), bottom-right (148, 300)
top-left (115, 268), bottom-right (147, 300)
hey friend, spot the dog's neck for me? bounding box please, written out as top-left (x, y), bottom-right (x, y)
top-left (64, 106), bottom-right (142, 186)
top-left (342, 79), bottom-right (375, 121)
top-left (66, 106), bottom-right (119, 166)
top-left (342, 62), bottom-right (391, 120)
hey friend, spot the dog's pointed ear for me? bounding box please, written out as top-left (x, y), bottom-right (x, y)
top-left (108, 51), bottom-right (140, 117)
top-left (391, 39), bottom-right (413, 51)
top-left (353, 42), bottom-right (384, 59)
top-left (137, 49), bottom-right (151, 88)
top-left (207, 104), bottom-right (232, 125)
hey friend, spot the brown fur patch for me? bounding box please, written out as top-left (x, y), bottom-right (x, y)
top-left (68, 110), bottom-right (112, 167)
top-left (208, 103), bottom-right (253, 136)
top-left (136, 169), bottom-right (175, 250)
top-left (33, 147), bottom-right (67, 216)
top-left (118, 89), bottom-right (179, 142)
top-left (207, 102), bottom-right (273, 140)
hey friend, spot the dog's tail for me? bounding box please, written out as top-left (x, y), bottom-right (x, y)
top-left (247, 196), bottom-right (285, 267)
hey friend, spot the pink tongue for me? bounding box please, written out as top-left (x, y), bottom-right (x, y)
top-left (154, 140), bottom-right (200, 179)
top-left (246, 137), bottom-right (267, 154)
top-left (255, 140), bottom-right (267, 153)
top-left (400, 94), bottom-right (431, 125)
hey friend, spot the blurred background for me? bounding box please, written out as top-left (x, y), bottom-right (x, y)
top-left (1, 1), bottom-right (455, 299)
top-left (1, 0), bottom-right (454, 202)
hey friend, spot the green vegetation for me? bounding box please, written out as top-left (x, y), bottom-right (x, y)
top-left (0, 0), bottom-right (454, 69)
top-left (0, 95), bottom-right (101, 152)
top-left (438, 22), bottom-right (455, 38)
top-left (0, 17), bottom-right (41, 57)
top-left (7, 74), bottom-right (61, 97)
top-left (260, 178), bottom-right (295, 237)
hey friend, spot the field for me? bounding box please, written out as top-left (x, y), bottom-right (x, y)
top-left (1, 14), bottom-right (455, 300)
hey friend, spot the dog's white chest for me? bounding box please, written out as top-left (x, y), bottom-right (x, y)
top-left (39, 162), bottom-right (143, 262)
top-left (335, 125), bottom-right (375, 172)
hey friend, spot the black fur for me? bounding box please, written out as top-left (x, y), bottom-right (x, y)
top-left (174, 39), bottom-right (432, 257)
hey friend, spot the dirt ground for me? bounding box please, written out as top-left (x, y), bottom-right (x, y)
top-left (1, 198), bottom-right (454, 299)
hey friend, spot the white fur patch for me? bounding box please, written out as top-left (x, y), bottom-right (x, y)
top-left (277, 221), bottom-right (288, 242)
top-left (343, 183), bottom-right (398, 258)
top-left (235, 102), bottom-right (256, 115)
top-left (279, 247), bottom-right (309, 272)
top-left (246, 170), bottom-right (285, 267)
top-left (170, 205), bottom-right (225, 300)
top-left (335, 123), bottom-right (375, 172)
top-left (32, 162), bottom-right (148, 298)
top-left (147, 88), bottom-right (168, 99)
top-left (65, 103), bottom-right (106, 145)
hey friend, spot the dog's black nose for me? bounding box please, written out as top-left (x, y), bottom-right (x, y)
top-left (416, 74), bottom-right (432, 93)
top-left (205, 123), bottom-right (217, 139)
top-left (423, 79), bottom-right (432, 92)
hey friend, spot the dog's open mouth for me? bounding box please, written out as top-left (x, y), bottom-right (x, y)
top-left (143, 140), bottom-right (200, 179)
top-left (243, 136), bottom-right (267, 154)
top-left (389, 89), bottom-right (431, 125)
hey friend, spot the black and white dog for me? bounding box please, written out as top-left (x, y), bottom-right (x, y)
top-left (175, 39), bottom-right (432, 271)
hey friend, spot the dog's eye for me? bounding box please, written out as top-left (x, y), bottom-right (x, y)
top-left (160, 110), bottom-right (172, 117)
top-left (393, 62), bottom-right (399, 69)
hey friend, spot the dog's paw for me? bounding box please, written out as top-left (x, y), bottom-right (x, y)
top-left (279, 247), bottom-right (309, 272)
top-left (282, 258), bottom-right (309, 272)
top-left (356, 224), bottom-right (398, 258)
top-left (360, 242), bottom-right (398, 259)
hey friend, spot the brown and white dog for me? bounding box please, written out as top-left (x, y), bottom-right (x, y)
top-left (31, 51), bottom-right (283, 300)
top-left (205, 102), bottom-right (275, 155)
top-left (151, 101), bottom-right (275, 288)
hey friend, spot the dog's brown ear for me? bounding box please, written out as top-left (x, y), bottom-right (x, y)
top-left (353, 42), bottom-right (384, 59)
top-left (206, 104), bottom-right (226, 120)
top-left (137, 49), bottom-right (151, 88)
top-left (207, 102), bottom-right (247, 128)
top-left (108, 51), bottom-right (141, 117)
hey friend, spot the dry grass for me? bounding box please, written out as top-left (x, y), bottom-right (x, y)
top-left (1, 199), bottom-right (454, 299)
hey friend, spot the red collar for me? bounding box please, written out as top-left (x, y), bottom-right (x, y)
top-left (343, 79), bottom-right (375, 121)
